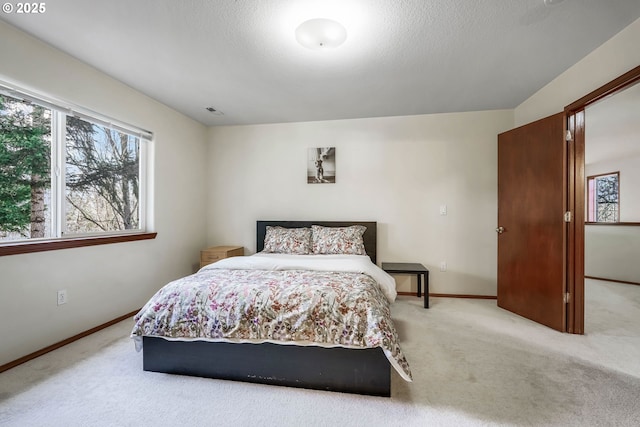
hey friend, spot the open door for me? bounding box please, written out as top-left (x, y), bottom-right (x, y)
top-left (497, 112), bottom-right (567, 332)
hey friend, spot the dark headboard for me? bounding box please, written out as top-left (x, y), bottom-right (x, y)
top-left (256, 221), bottom-right (377, 264)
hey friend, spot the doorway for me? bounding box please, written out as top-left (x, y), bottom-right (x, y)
top-left (565, 64), bottom-right (640, 334)
top-left (496, 65), bottom-right (640, 335)
top-left (582, 77), bottom-right (640, 333)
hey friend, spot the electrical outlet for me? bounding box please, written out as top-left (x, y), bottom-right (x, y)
top-left (57, 289), bottom-right (67, 306)
top-left (440, 261), bottom-right (447, 272)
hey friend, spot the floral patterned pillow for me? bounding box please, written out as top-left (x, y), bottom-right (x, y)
top-left (263, 226), bottom-right (312, 254)
top-left (311, 225), bottom-right (367, 255)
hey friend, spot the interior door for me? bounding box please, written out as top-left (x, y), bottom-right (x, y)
top-left (497, 112), bottom-right (566, 331)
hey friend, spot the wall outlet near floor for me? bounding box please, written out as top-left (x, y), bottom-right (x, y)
top-left (57, 289), bottom-right (68, 306)
top-left (440, 261), bottom-right (447, 272)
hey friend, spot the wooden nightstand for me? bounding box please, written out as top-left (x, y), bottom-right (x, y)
top-left (200, 245), bottom-right (244, 268)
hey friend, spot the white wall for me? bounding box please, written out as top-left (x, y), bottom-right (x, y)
top-left (584, 155), bottom-right (640, 282)
top-left (207, 110), bottom-right (514, 296)
top-left (515, 17), bottom-right (640, 126)
top-left (0, 21), bottom-right (208, 366)
top-left (585, 226), bottom-right (640, 283)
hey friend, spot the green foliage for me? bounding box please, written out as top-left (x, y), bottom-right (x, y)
top-left (0, 96), bottom-right (50, 235)
top-left (1, 94), bottom-right (140, 238)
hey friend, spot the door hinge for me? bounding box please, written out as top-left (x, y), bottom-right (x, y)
top-left (564, 211), bottom-right (572, 222)
top-left (564, 292), bottom-right (570, 304)
top-left (565, 130), bottom-right (573, 141)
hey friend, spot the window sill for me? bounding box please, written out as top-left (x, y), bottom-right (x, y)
top-left (585, 222), bottom-right (640, 226)
top-left (0, 232), bottom-right (157, 256)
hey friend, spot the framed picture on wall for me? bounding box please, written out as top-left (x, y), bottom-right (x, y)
top-left (307, 147), bottom-right (336, 184)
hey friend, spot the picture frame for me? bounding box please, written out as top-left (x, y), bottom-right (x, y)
top-left (307, 147), bottom-right (335, 184)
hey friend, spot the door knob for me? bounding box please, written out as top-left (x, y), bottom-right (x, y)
top-left (496, 226), bottom-right (505, 234)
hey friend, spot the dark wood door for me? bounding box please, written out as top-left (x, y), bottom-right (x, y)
top-left (497, 113), bottom-right (566, 332)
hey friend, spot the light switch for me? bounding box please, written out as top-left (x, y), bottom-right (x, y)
top-left (439, 205), bottom-right (447, 216)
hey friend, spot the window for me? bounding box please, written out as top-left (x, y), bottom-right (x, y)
top-left (65, 116), bottom-right (142, 234)
top-left (587, 172), bottom-right (619, 223)
top-left (0, 82), bottom-right (152, 249)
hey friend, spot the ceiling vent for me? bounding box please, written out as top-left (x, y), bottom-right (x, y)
top-left (205, 107), bottom-right (224, 116)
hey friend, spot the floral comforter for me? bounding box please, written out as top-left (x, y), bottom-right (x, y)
top-left (131, 254), bottom-right (412, 381)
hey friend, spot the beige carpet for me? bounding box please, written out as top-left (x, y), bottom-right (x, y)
top-left (1, 283), bottom-right (639, 426)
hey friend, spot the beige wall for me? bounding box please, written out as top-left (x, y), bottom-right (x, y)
top-left (515, 17), bottom-right (640, 126)
top-left (207, 110), bottom-right (514, 296)
top-left (0, 21), bottom-right (208, 366)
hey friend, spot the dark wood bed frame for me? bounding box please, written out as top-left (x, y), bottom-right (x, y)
top-left (142, 220), bottom-right (391, 396)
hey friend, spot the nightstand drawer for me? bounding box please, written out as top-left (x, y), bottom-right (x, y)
top-left (201, 252), bottom-right (222, 263)
top-left (200, 245), bottom-right (243, 268)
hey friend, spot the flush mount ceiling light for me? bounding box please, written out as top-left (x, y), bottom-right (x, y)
top-left (544, 0), bottom-right (565, 5)
top-left (295, 18), bottom-right (347, 50)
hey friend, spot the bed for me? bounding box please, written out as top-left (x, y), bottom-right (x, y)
top-left (131, 221), bottom-right (412, 396)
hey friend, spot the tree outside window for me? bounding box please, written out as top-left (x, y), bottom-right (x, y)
top-left (0, 92), bottom-right (146, 242)
top-left (65, 116), bottom-right (140, 234)
top-left (0, 96), bottom-right (51, 240)
top-left (587, 172), bottom-right (619, 223)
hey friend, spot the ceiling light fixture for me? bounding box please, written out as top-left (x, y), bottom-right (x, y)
top-left (543, 0), bottom-right (565, 6)
top-left (295, 18), bottom-right (347, 50)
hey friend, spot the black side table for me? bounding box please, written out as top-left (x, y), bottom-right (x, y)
top-left (381, 262), bottom-right (430, 308)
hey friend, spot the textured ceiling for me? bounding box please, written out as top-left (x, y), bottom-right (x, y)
top-left (2, 0), bottom-right (640, 126)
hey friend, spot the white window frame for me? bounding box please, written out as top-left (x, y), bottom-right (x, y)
top-left (0, 79), bottom-right (153, 246)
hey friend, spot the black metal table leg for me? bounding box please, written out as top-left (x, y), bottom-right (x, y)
top-left (423, 271), bottom-right (429, 308)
